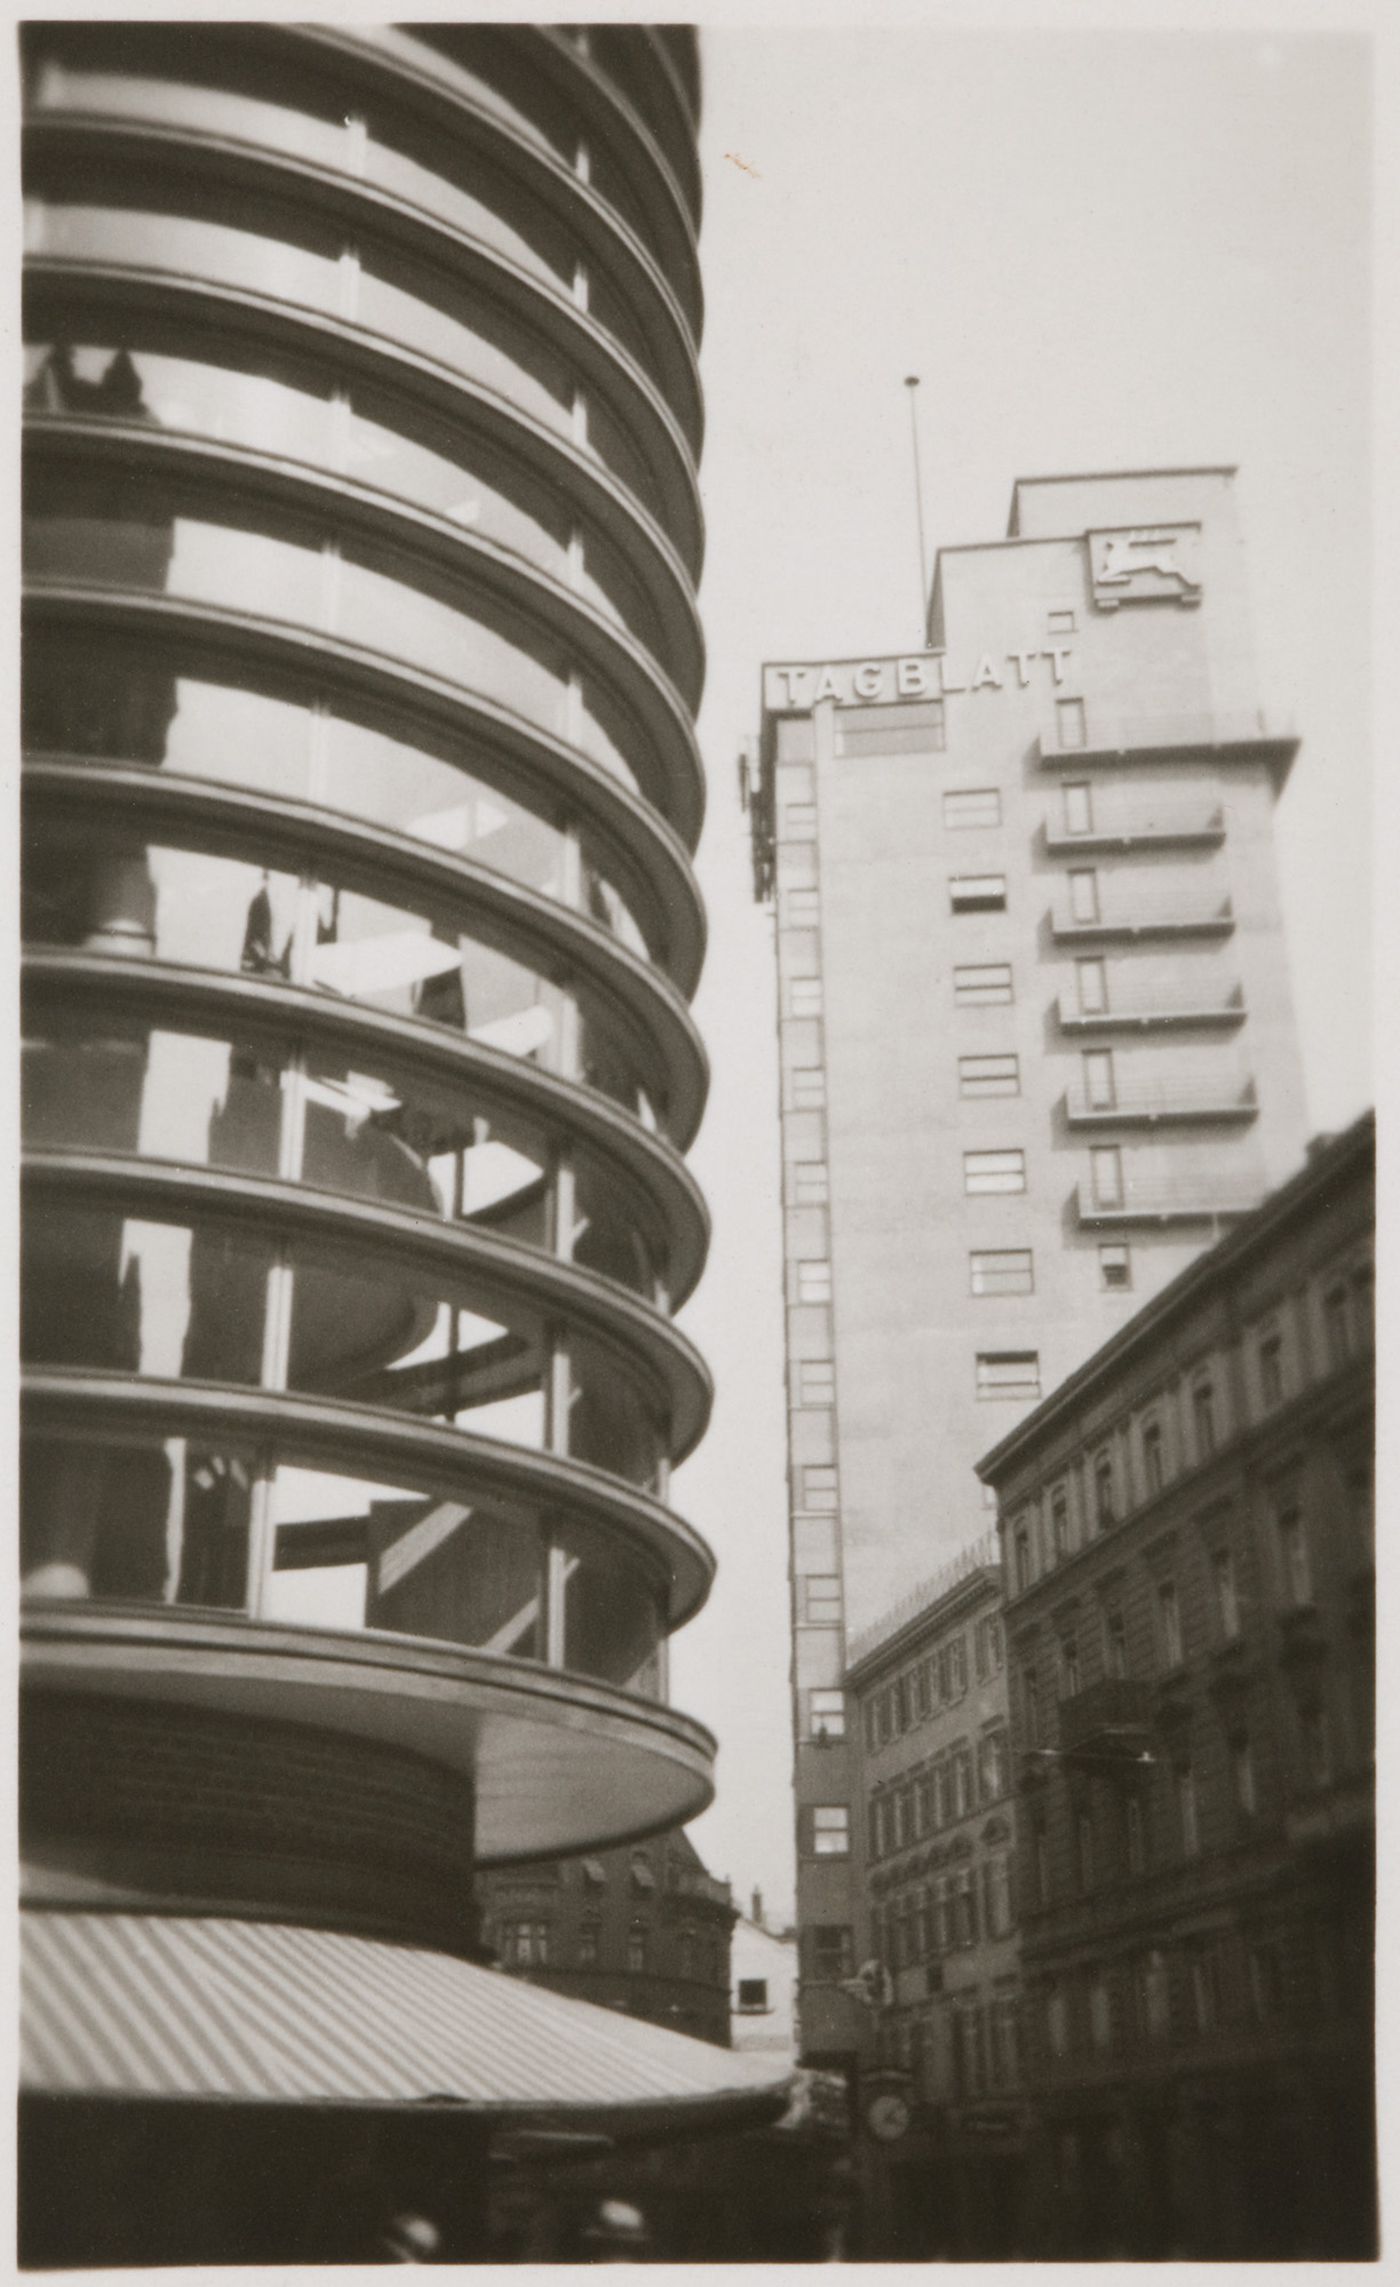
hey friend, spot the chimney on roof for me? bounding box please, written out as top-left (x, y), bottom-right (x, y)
top-left (751, 1888), bottom-right (764, 1929)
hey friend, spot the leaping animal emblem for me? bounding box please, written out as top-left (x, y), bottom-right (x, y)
top-left (1096, 531), bottom-right (1201, 593)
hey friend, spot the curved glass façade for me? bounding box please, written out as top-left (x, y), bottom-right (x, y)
top-left (20, 22), bottom-right (711, 1719)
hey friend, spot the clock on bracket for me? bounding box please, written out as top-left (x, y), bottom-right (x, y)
top-left (865, 2088), bottom-right (913, 2143)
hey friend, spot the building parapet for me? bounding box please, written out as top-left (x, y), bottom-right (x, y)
top-left (846, 1532), bottom-right (999, 1672)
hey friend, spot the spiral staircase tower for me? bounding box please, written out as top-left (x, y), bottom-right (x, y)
top-left (20, 23), bottom-right (778, 2263)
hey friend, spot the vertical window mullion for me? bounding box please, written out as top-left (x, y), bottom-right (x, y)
top-left (245, 1466), bottom-right (280, 1623)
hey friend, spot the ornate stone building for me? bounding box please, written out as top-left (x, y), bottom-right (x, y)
top-left (978, 1111), bottom-right (1374, 2258)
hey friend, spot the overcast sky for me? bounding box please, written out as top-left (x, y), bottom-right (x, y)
top-left (668, 15), bottom-right (1374, 1923)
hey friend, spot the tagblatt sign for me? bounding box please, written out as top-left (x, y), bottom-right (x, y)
top-left (762, 647), bottom-right (1075, 713)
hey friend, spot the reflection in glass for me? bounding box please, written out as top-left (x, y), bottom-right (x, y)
top-left (22, 1432), bottom-right (252, 1607)
top-left (324, 714), bottom-right (567, 902)
top-left (572, 1157), bottom-right (662, 1298)
top-left (302, 1052), bottom-right (549, 1239)
top-left (22, 1013), bottom-right (288, 1175)
top-left (286, 1246), bottom-right (547, 1455)
top-left (567, 1335), bottom-right (662, 1490)
top-left (22, 1205), bottom-right (270, 1383)
top-left (23, 824), bottom-right (300, 977)
top-left (28, 53), bottom-right (348, 169)
top-left (26, 498), bottom-right (323, 626)
top-left (267, 1464), bottom-right (545, 1659)
top-left (365, 130), bottom-right (570, 287)
top-left (555, 1516), bottom-right (662, 1694)
top-left (27, 201), bottom-right (343, 313)
top-left (357, 256), bottom-right (571, 438)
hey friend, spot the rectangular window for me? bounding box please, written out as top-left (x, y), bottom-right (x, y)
top-left (1189, 1946), bottom-right (1218, 2035)
top-left (979, 1729), bottom-right (1009, 1803)
top-left (577, 1921), bottom-right (600, 1966)
top-left (1059, 1635), bottom-right (1080, 1698)
top-left (1056, 697), bottom-right (1087, 750)
top-left (836, 699), bottom-right (945, 755)
top-left (782, 803), bottom-right (817, 842)
top-left (1063, 780), bottom-right (1093, 835)
top-left (737, 1978), bottom-right (769, 2011)
top-left (812, 1806), bottom-right (849, 1858)
top-left (804, 1574), bottom-right (842, 1624)
top-left (950, 874), bottom-right (1008, 913)
top-left (802, 1465), bottom-right (838, 1511)
top-left (1051, 1488), bottom-right (1070, 1562)
top-left (954, 962), bottom-right (1013, 1006)
top-left (965, 1149), bottom-right (1026, 1195)
top-left (1069, 868), bottom-right (1100, 923)
top-left (1024, 1670), bottom-right (1042, 1748)
top-left (1104, 1607), bottom-right (1127, 1678)
top-left (1142, 1419), bottom-right (1164, 1493)
top-left (627, 1927), bottom-right (649, 1973)
top-left (1157, 1580), bottom-right (1183, 1670)
top-left (1099, 1242), bottom-right (1131, 1290)
top-left (809, 1925), bottom-right (854, 1981)
top-left (974, 1244), bottom-right (1038, 1299)
top-left (796, 1260), bottom-right (832, 1304)
top-left (1091, 1146), bottom-right (1123, 1208)
top-left (1033, 1820), bottom-right (1050, 1906)
top-left (864, 1699), bottom-right (879, 1752)
top-left (1258, 1328), bottom-right (1285, 1407)
top-left (1193, 1379), bottom-right (1217, 1455)
top-left (781, 886), bottom-right (820, 926)
top-left (1047, 607), bottom-right (1077, 636)
top-left (1076, 956), bottom-right (1108, 1014)
top-left (1125, 1795), bottom-right (1146, 1875)
top-left (977, 1351), bottom-right (1040, 1400)
top-left (793, 1515), bottom-right (837, 1570)
top-left (944, 786), bottom-right (1002, 830)
top-left (792, 1163), bottom-right (829, 1207)
top-left (985, 1853), bottom-right (1015, 1939)
top-left (1084, 1048), bottom-right (1115, 1108)
top-left (1277, 1507), bottom-right (1312, 1607)
top-left (807, 1689), bottom-right (845, 1740)
top-left (1231, 1733), bottom-right (1257, 1817)
top-left (1323, 1284), bottom-right (1351, 1370)
top-left (1213, 1548), bottom-right (1240, 1641)
top-left (790, 1068), bottom-right (826, 1109)
top-left (1077, 1809), bottom-right (1095, 1892)
top-left (1176, 1764), bottom-right (1200, 1857)
top-left (798, 1358), bottom-right (835, 1406)
top-left (913, 1662), bottom-right (930, 1719)
top-left (1093, 1452), bottom-right (1117, 1528)
top-left (1014, 1528), bottom-right (1032, 1596)
top-left (787, 975), bottom-right (823, 1019)
top-left (959, 1053), bottom-right (1021, 1100)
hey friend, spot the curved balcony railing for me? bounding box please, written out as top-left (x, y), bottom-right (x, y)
top-left (22, 135), bottom-right (703, 575)
top-left (21, 19), bottom-right (718, 1867)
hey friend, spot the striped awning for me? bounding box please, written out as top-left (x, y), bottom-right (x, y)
top-left (22, 1913), bottom-right (792, 2126)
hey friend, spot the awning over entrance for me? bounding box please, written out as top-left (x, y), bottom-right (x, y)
top-left (22, 1912), bottom-right (792, 2128)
